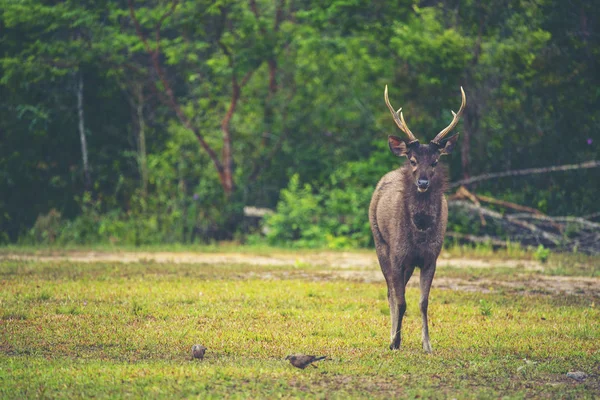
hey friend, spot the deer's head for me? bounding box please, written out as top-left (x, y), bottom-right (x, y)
top-left (384, 86), bottom-right (466, 193)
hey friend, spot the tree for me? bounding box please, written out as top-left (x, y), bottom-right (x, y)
top-left (123, 0), bottom-right (293, 199)
top-left (1, 0), bottom-right (597, 244)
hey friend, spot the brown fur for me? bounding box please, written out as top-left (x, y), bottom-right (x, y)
top-left (369, 139), bottom-right (456, 353)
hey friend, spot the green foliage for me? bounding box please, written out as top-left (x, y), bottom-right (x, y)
top-left (534, 245), bottom-right (551, 264)
top-left (263, 174), bottom-right (327, 248)
top-left (29, 209), bottom-right (63, 244)
top-left (318, 156), bottom-right (391, 248)
top-left (0, 0), bottom-right (599, 248)
top-left (479, 299), bottom-right (493, 317)
top-left (263, 150), bottom-right (396, 249)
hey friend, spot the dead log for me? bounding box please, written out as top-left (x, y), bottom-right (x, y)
top-left (509, 214), bottom-right (600, 229)
top-left (448, 200), bottom-right (563, 245)
top-left (447, 196), bottom-right (600, 254)
top-left (449, 160), bottom-right (600, 188)
top-left (445, 232), bottom-right (508, 247)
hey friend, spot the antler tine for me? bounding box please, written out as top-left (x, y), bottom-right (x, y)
top-left (431, 86), bottom-right (467, 145)
top-left (384, 85), bottom-right (418, 144)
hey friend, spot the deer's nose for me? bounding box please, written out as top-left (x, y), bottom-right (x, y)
top-left (417, 179), bottom-right (429, 189)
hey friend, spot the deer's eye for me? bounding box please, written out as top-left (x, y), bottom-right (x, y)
top-left (431, 160), bottom-right (438, 167)
top-left (410, 160), bottom-right (417, 166)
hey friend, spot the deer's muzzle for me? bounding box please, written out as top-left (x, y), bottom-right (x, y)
top-left (417, 179), bottom-right (430, 192)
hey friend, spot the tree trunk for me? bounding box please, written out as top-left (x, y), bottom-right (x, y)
top-left (134, 83), bottom-right (148, 197)
top-left (76, 72), bottom-right (91, 191)
top-left (221, 77), bottom-right (240, 198)
top-left (461, 110), bottom-right (472, 180)
top-left (178, 160), bottom-right (189, 243)
top-left (128, 0), bottom-right (227, 196)
top-left (460, 9), bottom-right (484, 180)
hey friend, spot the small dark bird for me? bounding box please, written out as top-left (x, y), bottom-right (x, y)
top-left (285, 354), bottom-right (327, 369)
top-left (191, 344), bottom-right (207, 360)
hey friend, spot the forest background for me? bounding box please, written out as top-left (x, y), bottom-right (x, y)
top-left (1, 0), bottom-right (598, 251)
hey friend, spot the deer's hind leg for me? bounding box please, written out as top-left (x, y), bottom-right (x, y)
top-left (374, 247), bottom-right (393, 347)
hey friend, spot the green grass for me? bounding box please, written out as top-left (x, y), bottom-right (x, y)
top-left (1, 255), bottom-right (599, 399)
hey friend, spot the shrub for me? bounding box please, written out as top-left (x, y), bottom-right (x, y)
top-left (263, 174), bottom-right (327, 247)
top-left (534, 245), bottom-right (551, 263)
top-left (29, 208), bottom-right (63, 244)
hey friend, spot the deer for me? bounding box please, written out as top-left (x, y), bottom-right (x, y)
top-left (369, 85), bottom-right (466, 353)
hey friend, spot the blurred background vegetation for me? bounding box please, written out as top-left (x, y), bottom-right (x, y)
top-left (1, 0), bottom-right (598, 250)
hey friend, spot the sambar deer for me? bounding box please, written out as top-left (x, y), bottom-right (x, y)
top-left (369, 86), bottom-right (466, 352)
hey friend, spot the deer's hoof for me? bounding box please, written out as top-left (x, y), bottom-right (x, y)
top-left (423, 342), bottom-right (432, 353)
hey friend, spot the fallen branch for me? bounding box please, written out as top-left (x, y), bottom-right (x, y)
top-left (509, 214), bottom-right (600, 229)
top-left (473, 193), bottom-right (563, 232)
top-left (449, 160), bottom-right (600, 188)
top-left (449, 186), bottom-right (486, 225)
top-left (445, 232), bottom-right (508, 247)
top-left (475, 194), bottom-right (544, 215)
top-left (582, 211), bottom-right (600, 220)
top-left (448, 200), bottom-right (562, 244)
top-left (447, 194), bottom-right (600, 253)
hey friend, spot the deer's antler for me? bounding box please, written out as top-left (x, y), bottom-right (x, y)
top-left (384, 85), bottom-right (419, 145)
top-left (430, 87), bottom-right (466, 145)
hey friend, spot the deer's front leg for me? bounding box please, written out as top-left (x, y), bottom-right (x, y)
top-left (389, 259), bottom-right (415, 350)
top-left (388, 283), bottom-right (405, 350)
top-left (419, 261), bottom-right (437, 353)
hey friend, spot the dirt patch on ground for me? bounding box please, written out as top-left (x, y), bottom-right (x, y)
top-left (290, 269), bottom-right (600, 298)
top-left (1, 250), bottom-right (543, 270)
top-left (2, 251), bottom-right (598, 297)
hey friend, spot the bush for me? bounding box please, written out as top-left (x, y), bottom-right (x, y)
top-left (263, 157), bottom-right (384, 249)
top-left (263, 174), bottom-right (327, 247)
top-left (29, 208), bottom-right (63, 244)
top-left (534, 245), bottom-right (551, 263)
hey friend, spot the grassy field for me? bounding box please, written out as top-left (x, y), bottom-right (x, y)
top-left (1, 248), bottom-right (599, 398)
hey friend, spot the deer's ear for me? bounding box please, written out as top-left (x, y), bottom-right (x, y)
top-left (388, 135), bottom-right (409, 157)
top-left (439, 133), bottom-right (459, 155)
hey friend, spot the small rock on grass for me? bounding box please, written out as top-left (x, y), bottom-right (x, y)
top-left (566, 371), bottom-right (587, 382)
